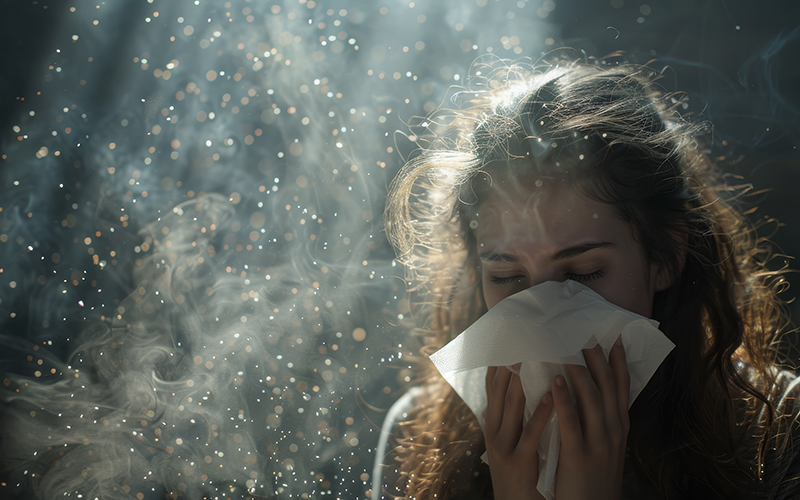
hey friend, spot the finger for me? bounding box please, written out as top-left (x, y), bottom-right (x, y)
top-left (491, 366), bottom-right (513, 402)
top-left (608, 338), bottom-right (630, 430)
top-left (487, 366), bottom-right (513, 410)
top-left (484, 366), bottom-right (513, 442)
top-left (519, 391), bottom-right (554, 461)
top-left (563, 362), bottom-right (606, 440)
top-left (582, 344), bottom-right (620, 434)
top-left (485, 365), bottom-right (497, 397)
top-left (483, 366), bottom-right (498, 441)
top-left (495, 372), bottom-right (526, 452)
top-left (551, 374), bottom-right (583, 451)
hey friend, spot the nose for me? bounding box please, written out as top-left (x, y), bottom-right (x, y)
top-left (492, 265), bottom-right (564, 306)
top-left (524, 262), bottom-right (565, 289)
top-left (527, 273), bottom-right (552, 289)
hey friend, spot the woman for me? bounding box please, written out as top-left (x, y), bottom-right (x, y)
top-left (374, 54), bottom-right (800, 499)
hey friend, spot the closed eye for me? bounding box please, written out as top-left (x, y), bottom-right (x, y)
top-left (566, 270), bottom-right (604, 282)
top-left (489, 275), bottom-right (524, 285)
top-left (489, 270), bottom-right (605, 285)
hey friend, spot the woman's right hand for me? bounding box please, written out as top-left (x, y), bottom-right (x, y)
top-left (484, 365), bottom-right (554, 500)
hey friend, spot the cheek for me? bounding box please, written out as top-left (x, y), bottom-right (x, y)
top-left (594, 274), bottom-right (654, 318)
top-left (480, 269), bottom-right (519, 310)
top-left (480, 274), bottom-right (498, 310)
top-left (597, 246), bottom-right (657, 318)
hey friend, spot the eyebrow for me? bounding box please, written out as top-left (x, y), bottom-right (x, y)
top-left (479, 241), bottom-right (614, 262)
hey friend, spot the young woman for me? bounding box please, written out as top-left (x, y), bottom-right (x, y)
top-left (373, 54), bottom-right (800, 499)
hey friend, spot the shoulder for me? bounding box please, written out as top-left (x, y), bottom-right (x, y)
top-left (768, 369), bottom-right (800, 496)
top-left (371, 384), bottom-right (449, 500)
top-left (744, 366), bottom-right (800, 498)
top-left (770, 368), bottom-right (800, 412)
top-left (371, 381), bottom-right (492, 500)
top-left (370, 386), bottom-right (425, 500)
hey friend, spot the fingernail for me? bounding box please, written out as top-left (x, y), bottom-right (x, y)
top-left (542, 392), bottom-right (552, 405)
top-left (554, 375), bottom-right (565, 387)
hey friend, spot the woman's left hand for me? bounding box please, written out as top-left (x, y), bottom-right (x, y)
top-left (553, 341), bottom-right (630, 500)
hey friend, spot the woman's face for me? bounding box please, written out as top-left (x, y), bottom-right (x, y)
top-left (474, 173), bottom-right (665, 317)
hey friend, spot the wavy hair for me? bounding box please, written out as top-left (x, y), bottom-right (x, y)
top-left (383, 53), bottom-right (794, 499)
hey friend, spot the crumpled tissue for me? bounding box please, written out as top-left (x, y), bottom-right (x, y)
top-left (429, 280), bottom-right (674, 500)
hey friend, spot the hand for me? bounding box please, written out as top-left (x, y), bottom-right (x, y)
top-left (552, 341), bottom-right (630, 500)
top-left (484, 365), bottom-right (553, 500)
top-left (483, 341), bottom-right (630, 500)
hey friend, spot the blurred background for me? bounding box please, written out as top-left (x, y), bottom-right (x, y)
top-left (1, 0), bottom-right (798, 498)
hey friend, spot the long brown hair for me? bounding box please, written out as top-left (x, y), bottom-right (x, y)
top-left (383, 53), bottom-right (794, 498)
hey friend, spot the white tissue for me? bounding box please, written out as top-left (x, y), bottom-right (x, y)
top-left (429, 280), bottom-right (674, 500)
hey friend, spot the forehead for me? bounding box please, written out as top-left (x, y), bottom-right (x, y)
top-left (472, 173), bottom-right (626, 248)
top-left (476, 171), bottom-right (581, 222)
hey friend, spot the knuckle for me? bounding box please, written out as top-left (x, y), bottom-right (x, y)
top-left (485, 450), bottom-right (502, 467)
top-left (504, 388), bottom-right (523, 408)
top-left (586, 389), bottom-right (603, 408)
top-left (559, 437), bottom-right (581, 455)
top-left (558, 409), bottom-right (579, 427)
top-left (607, 424), bottom-right (622, 443)
top-left (483, 410), bottom-right (499, 429)
top-left (619, 412), bottom-right (630, 430)
top-left (526, 411), bottom-right (545, 429)
top-left (592, 438), bottom-right (611, 457)
top-left (606, 419), bottom-right (622, 435)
